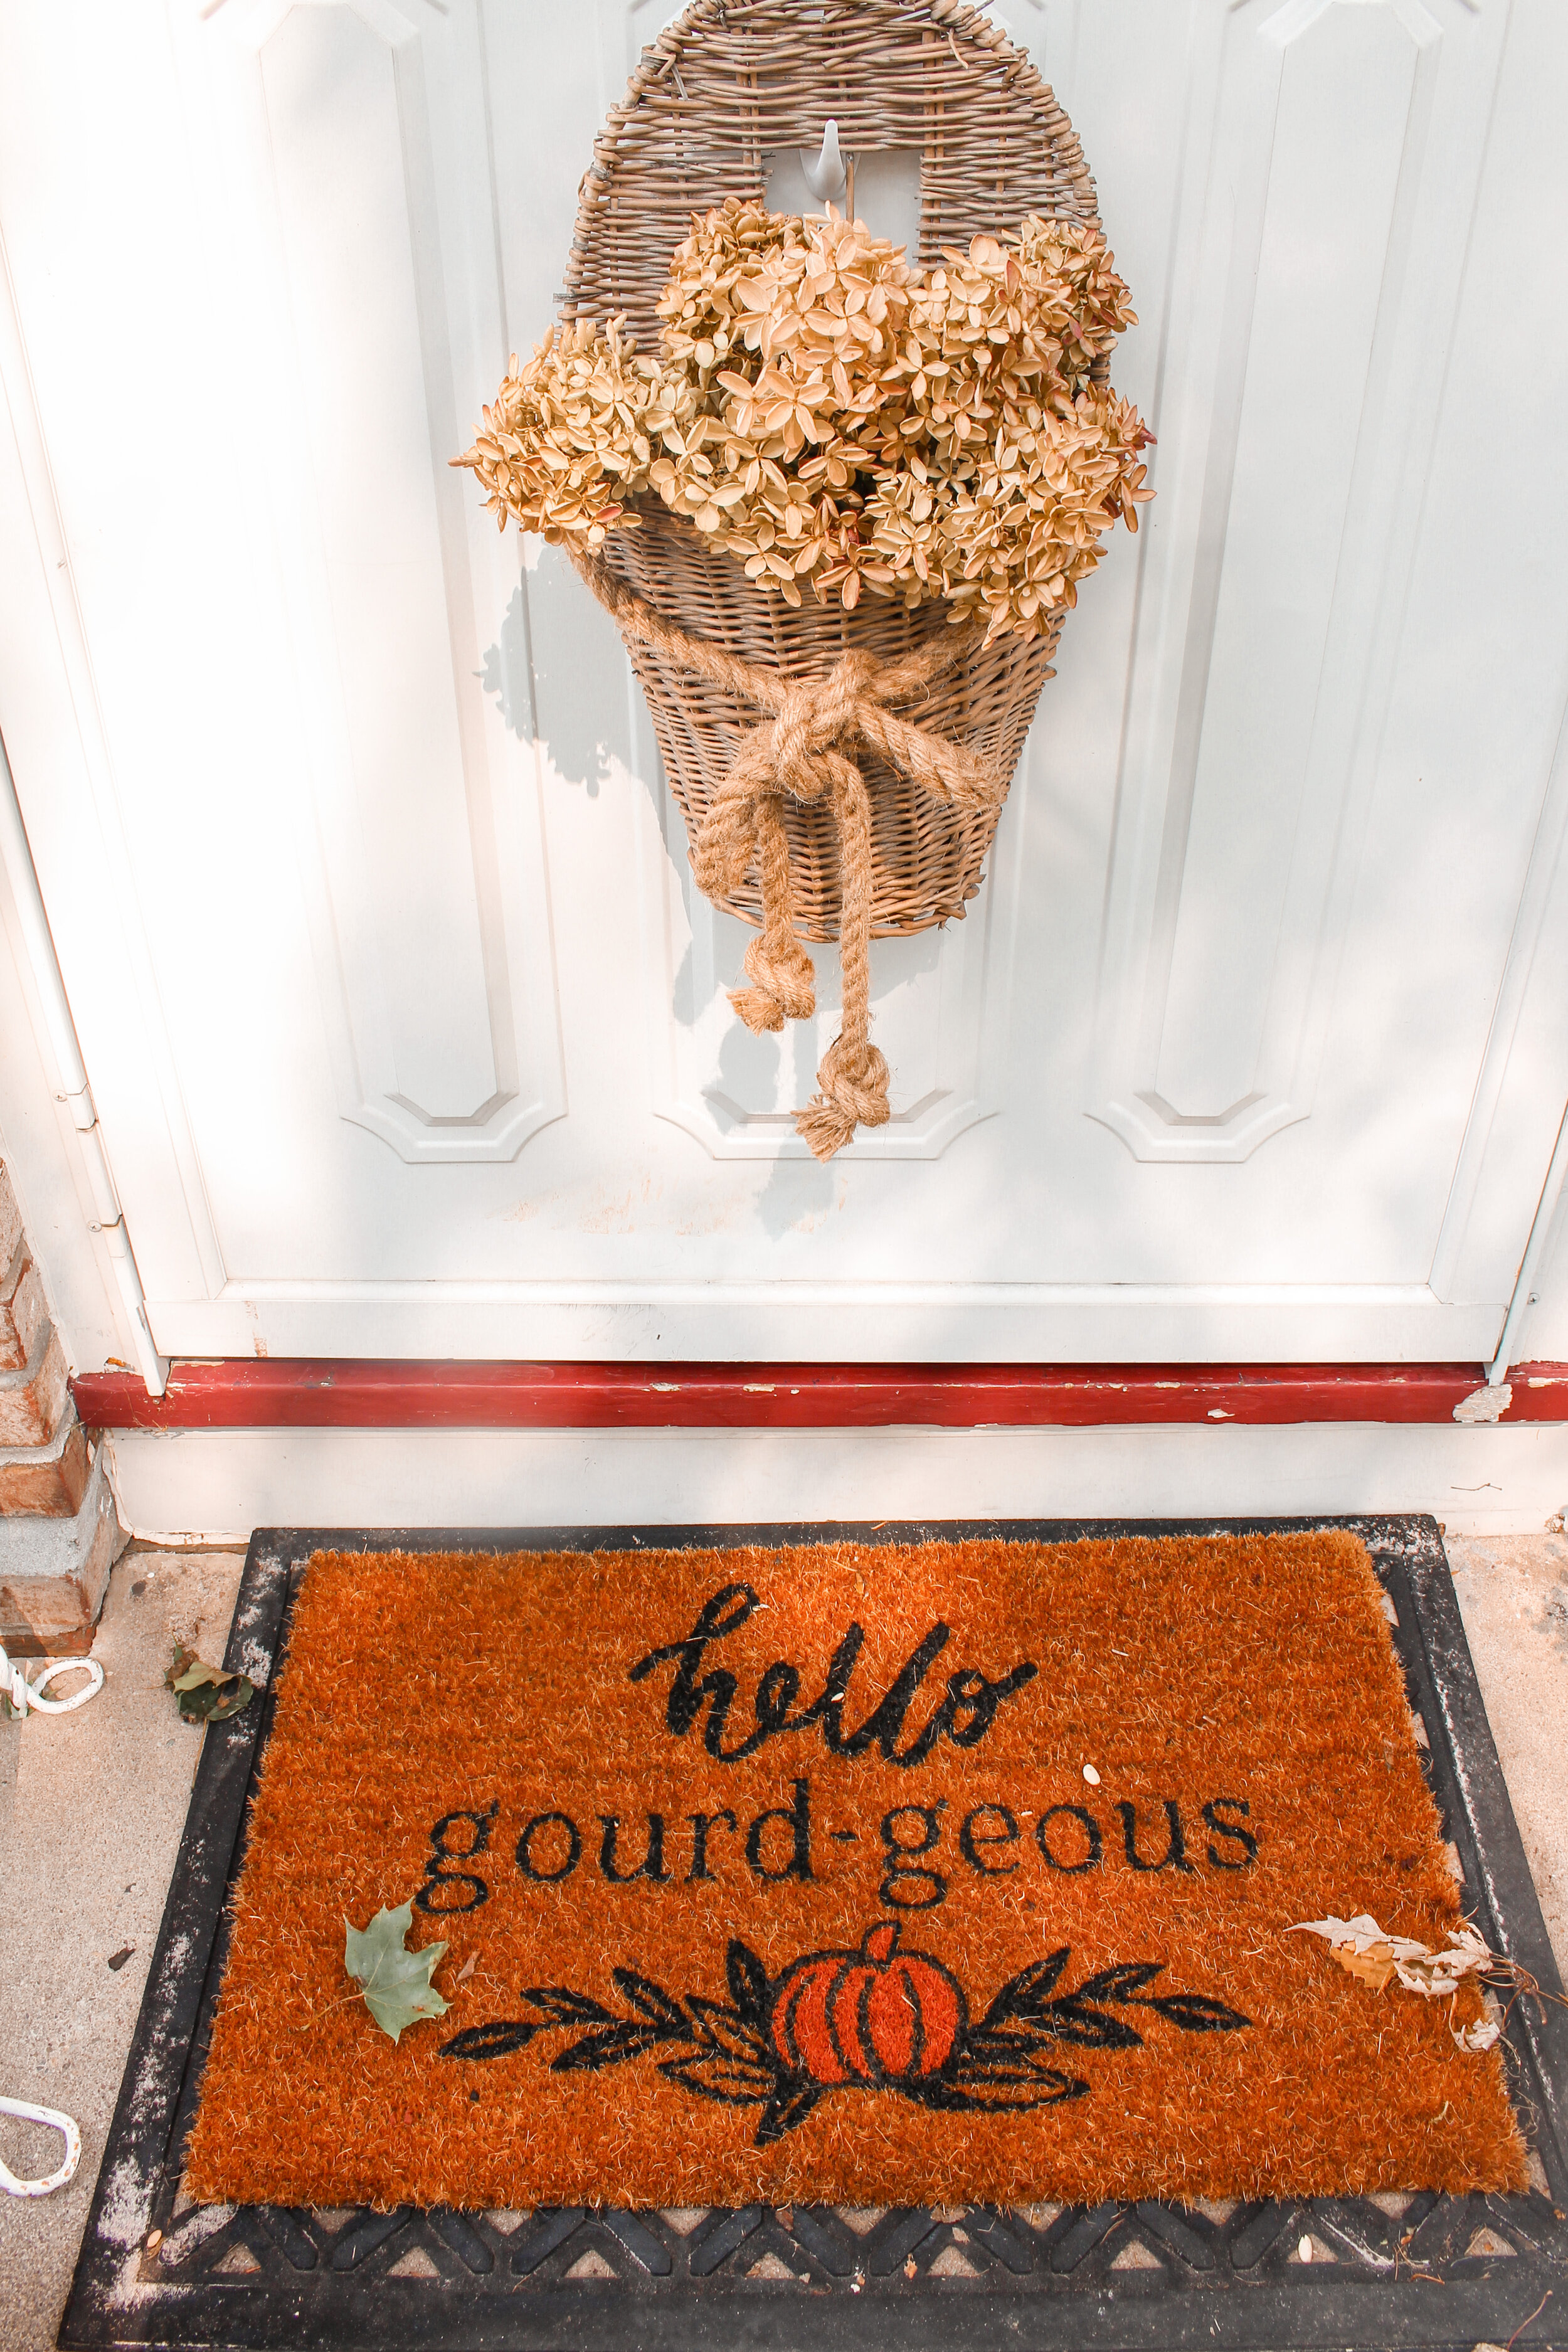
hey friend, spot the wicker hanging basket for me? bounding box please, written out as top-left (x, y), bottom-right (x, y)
top-left (470, 0), bottom-right (1141, 1155)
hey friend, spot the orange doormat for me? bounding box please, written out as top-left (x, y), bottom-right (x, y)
top-left (185, 1533), bottom-right (1525, 2213)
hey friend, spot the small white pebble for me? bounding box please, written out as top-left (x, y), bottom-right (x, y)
top-left (1083, 1764), bottom-right (1101, 1786)
top-left (1298, 2234), bottom-right (1312, 2263)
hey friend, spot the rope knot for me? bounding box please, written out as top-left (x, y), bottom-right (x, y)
top-left (796, 1034), bottom-right (893, 1162)
top-left (771, 650), bottom-right (879, 802)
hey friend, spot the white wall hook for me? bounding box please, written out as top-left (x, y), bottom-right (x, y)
top-left (0, 2095), bottom-right (82, 2196)
top-left (0, 1645), bottom-right (104, 1717)
top-left (801, 119), bottom-right (847, 204)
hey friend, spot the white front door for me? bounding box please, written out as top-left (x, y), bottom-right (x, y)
top-left (1, 0), bottom-right (1565, 1364)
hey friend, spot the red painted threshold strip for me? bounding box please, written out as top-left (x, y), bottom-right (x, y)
top-left (72, 1358), bottom-right (1568, 1432)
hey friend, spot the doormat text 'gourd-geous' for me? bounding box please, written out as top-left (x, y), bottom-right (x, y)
top-left (185, 1535), bottom-right (1525, 2212)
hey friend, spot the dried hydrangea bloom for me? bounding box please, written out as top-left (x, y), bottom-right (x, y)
top-left (458, 201), bottom-right (1152, 638)
top-left (454, 319), bottom-right (695, 549)
top-left (656, 198), bottom-right (790, 379)
top-left (649, 201), bottom-right (919, 600)
top-left (936, 391), bottom-right (1153, 642)
top-left (661, 199), bottom-right (913, 396)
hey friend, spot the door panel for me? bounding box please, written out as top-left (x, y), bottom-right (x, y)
top-left (186, 0), bottom-right (564, 1165)
top-left (1089, 0), bottom-right (1500, 1162)
top-left (0, 0), bottom-right (1564, 1362)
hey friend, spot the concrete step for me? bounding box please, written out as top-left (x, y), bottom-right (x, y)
top-left (0, 1443), bottom-right (125, 1653)
top-left (0, 1242), bottom-right (47, 1370)
top-left (0, 1397), bottom-right (92, 1517)
top-left (0, 1313), bottom-right (69, 1447)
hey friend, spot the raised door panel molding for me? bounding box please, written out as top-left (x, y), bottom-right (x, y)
top-left (1089, 0), bottom-right (1502, 1163)
top-left (184, 0), bottom-right (564, 1162)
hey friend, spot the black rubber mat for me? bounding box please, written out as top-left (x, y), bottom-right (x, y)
top-left (61, 1517), bottom-right (1568, 2350)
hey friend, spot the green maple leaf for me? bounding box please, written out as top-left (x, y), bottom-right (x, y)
top-left (343, 1902), bottom-right (449, 2044)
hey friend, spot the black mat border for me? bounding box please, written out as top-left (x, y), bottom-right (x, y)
top-left (61, 1515), bottom-right (1568, 2351)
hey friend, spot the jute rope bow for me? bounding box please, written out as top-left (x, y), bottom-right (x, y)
top-left (572, 550), bottom-right (1002, 1157)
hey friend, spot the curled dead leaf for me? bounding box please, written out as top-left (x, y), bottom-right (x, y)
top-left (1286, 1912), bottom-right (1555, 2052)
top-left (1290, 1914), bottom-right (1493, 2000)
top-left (165, 1643), bottom-right (255, 1724)
top-left (1330, 1941), bottom-right (1399, 1993)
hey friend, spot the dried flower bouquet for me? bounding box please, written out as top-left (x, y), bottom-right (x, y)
top-left (457, 201), bottom-right (1150, 646)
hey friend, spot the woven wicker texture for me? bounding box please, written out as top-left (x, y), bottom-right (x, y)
top-left (564, 0), bottom-right (1102, 349)
top-left (600, 502), bottom-right (1059, 943)
top-left (561, 0), bottom-right (1107, 1148)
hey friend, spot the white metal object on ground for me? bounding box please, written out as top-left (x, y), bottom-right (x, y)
top-left (0, 1644), bottom-right (103, 1716)
top-left (0, 2095), bottom-right (81, 2196)
top-left (0, 1648), bottom-right (97, 2193)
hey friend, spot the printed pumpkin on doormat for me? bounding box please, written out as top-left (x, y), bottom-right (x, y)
top-left (184, 1533), bottom-right (1527, 2212)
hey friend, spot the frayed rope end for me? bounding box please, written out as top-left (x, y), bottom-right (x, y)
top-left (728, 987), bottom-right (786, 1034)
top-left (794, 1098), bottom-right (859, 1161)
top-left (794, 1038), bottom-right (891, 1160)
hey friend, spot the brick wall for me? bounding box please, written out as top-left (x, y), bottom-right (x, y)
top-left (0, 1155), bottom-right (124, 1652)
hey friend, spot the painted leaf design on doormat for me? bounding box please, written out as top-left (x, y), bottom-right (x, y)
top-left (439, 1920), bottom-right (1249, 2146)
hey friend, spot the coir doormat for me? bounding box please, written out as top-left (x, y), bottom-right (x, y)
top-left (184, 1530), bottom-right (1524, 2214)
